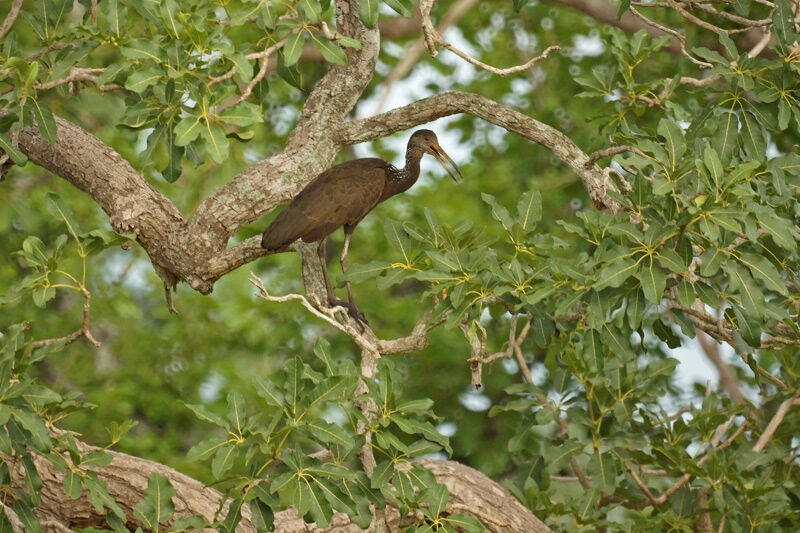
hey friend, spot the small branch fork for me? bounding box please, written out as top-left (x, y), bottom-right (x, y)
top-left (32, 286), bottom-right (101, 348)
top-left (460, 314), bottom-right (532, 388)
top-left (419, 0), bottom-right (560, 76)
top-left (248, 272), bottom-right (445, 359)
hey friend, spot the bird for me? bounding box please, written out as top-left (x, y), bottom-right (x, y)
top-left (261, 129), bottom-right (462, 323)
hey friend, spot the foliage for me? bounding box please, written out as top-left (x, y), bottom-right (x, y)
top-left (1, 0), bottom-right (800, 532)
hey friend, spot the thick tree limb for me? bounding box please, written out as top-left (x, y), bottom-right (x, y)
top-left (6, 433), bottom-right (550, 532)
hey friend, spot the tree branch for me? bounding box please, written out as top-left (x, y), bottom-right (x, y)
top-left (6, 431), bottom-right (550, 532)
top-left (338, 91), bottom-right (624, 212)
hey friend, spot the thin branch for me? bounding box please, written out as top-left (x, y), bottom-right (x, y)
top-left (697, 332), bottom-right (745, 403)
top-left (420, 0), bottom-right (560, 75)
top-left (752, 390), bottom-right (800, 453)
top-left (0, 0), bottom-right (23, 40)
top-left (375, 0), bottom-right (479, 113)
top-left (0, 502), bottom-right (24, 533)
top-left (629, 6), bottom-right (714, 68)
top-left (32, 286), bottom-right (101, 348)
top-left (214, 33), bottom-right (294, 112)
top-left (249, 272), bottom-right (379, 357)
top-left (585, 145), bottom-right (651, 167)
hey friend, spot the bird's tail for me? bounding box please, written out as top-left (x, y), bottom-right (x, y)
top-left (260, 228), bottom-right (288, 251)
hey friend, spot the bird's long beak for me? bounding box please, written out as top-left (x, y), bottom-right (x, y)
top-left (428, 143), bottom-right (463, 183)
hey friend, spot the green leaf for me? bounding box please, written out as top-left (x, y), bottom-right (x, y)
top-left (657, 118), bottom-right (685, 171)
top-left (755, 210), bottom-right (796, 250)
top-left (63, 469), bottom-right (83, 500)
top-left (9, 406), bottom-right (52, 451)
top-left (595, 257), bottom-right (637, 290)
top-left (184, 402), bottom-right (228, 429)
top-left (174, 116), bottom-right (203, 146)
top-left (446, 514), bottom-right (484, 532)
top-left (717, 30), bottom-right (738, 59)
top-left (424, 483), bottom-right (449, 516)
top-left (202, 123), bottom-right (230, 163)
top-left (712, 111), bottom-right (738, 164)
top-left (739, 111), bottom-right (766, 161)
top-left (283, 30), bottom-right (306, 66)
top-left (703, 146), bottom-right (723, 191)
top-left (133, 473), bottom-right (175, 530)
top-left (216, 101), bottom-right (262, 127)
top-left (80, 450), bottom-right (114, 467)
top-left (100, 0), bottom-right (127, 37)
top-left (738, 252), bottom-right (788, 295)
top-left (226, 391), bottom-right (247, 436)
top-left (657, 249), bottom-right (685, 274)
top-left (211, 443), bottom-right (238, 479)
top-left (588, 451), bottom-right (617, 493)
top-left (121, 38), bottom-right (163, 62)
top-left (0, 133), bottom-right (27, 165)
top-left (342, 260), bottom-right (391, 284)
top-left (516, 189), bottom-right (542, 233)
top-left (355, 0), bottom-right (381, 28)
top-left (383, 0), bottom-right (414, 17)
top-left (699, 247), bottom-right (724, 277)
top-left (187, 435), bottom-right (229, 461)
top-left (30, 99), bottom-right (58, 143)
top-left (124, 67), bottom-right (162, 93)
top-left (773, 0), bottom-right (798, 47)
top-left (302, 419), bottom-right (354, 448)
top-left (299, 0), bottom-right (322, 22)
top-left (481, 193), bottom-right (514, 231)
top-left (677, 280), bottom-right (694, 308)
top-left (310, 34), bottom-right (347, 65)
top-left (254, 376), bottom-right (285, 407)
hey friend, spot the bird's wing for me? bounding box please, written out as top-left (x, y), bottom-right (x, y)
top-left (261, 159), bottom-right (388, 249)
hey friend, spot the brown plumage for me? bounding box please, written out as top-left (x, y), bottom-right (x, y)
top-left (261, 129), bottom-right (462, 322)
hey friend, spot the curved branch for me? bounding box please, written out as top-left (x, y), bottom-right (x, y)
top-left (0, 0), bottom-right (23, 40)
top-left (337, 91), bottom-right (624, 212)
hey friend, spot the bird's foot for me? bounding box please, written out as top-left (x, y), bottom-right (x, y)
top-left (329, 297), bottom-right (369, 330)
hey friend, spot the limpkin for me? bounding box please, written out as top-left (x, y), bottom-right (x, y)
top-left (261, 129), bottom-right (462, 322)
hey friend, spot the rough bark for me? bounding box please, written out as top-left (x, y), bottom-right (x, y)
top-left (7, 435), bottom-right (550, 533)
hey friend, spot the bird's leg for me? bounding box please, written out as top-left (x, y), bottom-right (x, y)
top-left (340, 229), bottom-right (368, 327)
top-left (318, 236), bottom-right (367, 329)
top-left (317, 238), bottom-right (338, 306)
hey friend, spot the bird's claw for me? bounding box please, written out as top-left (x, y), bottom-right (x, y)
top-left (329, 297), bottom-right (369, 331)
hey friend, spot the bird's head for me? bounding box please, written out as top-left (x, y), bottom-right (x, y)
top-left (409, 129), bottom-right (463, 183)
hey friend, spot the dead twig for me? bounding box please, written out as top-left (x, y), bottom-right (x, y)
top-left (0, 0), bottom-right (23, 40)
top-left (32, 286), bottom-right (101, 348)
top-left (419, 0), bottom-right (560, 75)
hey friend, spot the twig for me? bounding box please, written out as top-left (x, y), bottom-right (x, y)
top-left (249, 272), bottom-right (379, 357)
top-left (0, 501), bottom-right (25, 533)
top-left (571, 456), bottom-right (592, 490)
top-left (697, 332), bottom-right (745, 403)
top-left (624, 460), bottom-right (658, 505)
top-left (214, 33), bottom-right (295, 111)
top-left (375, 0), bottom-right (479, 113)
top-left (419, 0), bottom-right (560, 75)
top-left (32, 286), bottom-right (101, 348)
top-left (752, 390), bottom-right (800, 453)
top-left (629, 6), bottom-right (713, 68)
top-left (585, 145), bottom-right (651, 167)
top-left (0, 0), bottom-right (23, 40)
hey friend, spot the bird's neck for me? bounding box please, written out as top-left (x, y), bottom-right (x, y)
top-left (382, 147), bottom-right (423, 200)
